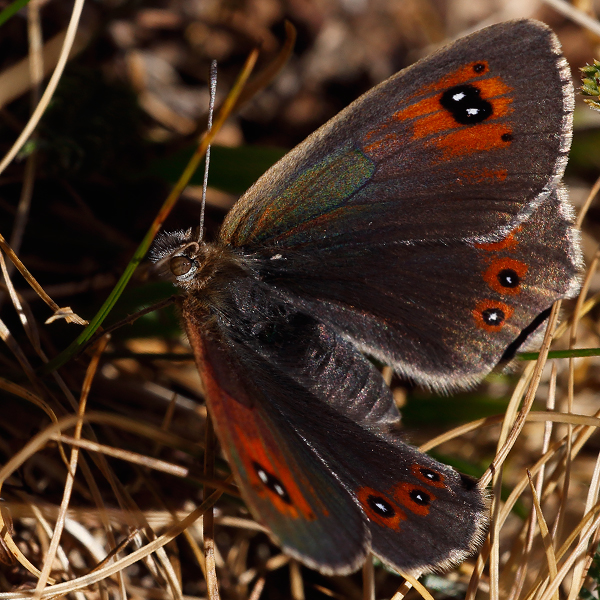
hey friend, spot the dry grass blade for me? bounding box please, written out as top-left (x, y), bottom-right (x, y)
top-left (390, 580), bottom-right (413, 600)
top-left (0, 29), bottom-right (91, 110)
top-left (247, 575), bottom-right (266, 600)
top-left (0, 233), bottom-right (87, 325)
top-left (361, 557), bottom-right (374, 600)
top-left (203, 417), bottom-right (220, 600)
top-left (0, 485), bottom-right (231, 599)
top-left (51, 435), bottom-right (189, 477)
top-left (506, 366), bottom-right (557, 600)
top-left (575, 174), bottom-right (600, 229)
top-left (542, 0), bottom-right (600, 37)
top-left (32, 335), bottom-right (107, 598)
top-left (485, 302), bottom-right (563, 489)
top-left (0, 0), bottom-right (86, 176)
top-left (392, 572), bottom-right (435, 600)
top-left (290, 559), bottom-right (305, 600)
top-left (567, 448), bottom-right (600, 598)
top-left (0, 519), bottom-right (56, 586)
top-left (536, 510), bottom-right (600, 600)
top-left (527, 470), bottom-right (558, 600)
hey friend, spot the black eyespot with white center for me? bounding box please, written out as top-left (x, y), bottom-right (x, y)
top-left (420, 468), bottom-right (441, 483)
top-left (252, 462), bottom-right (292, 504)
top-left (482, 307), bottom-right (505, 326)
top-left (409, 489), bottom-right (431, 506)
top-left (498, 268), bottom-right (519, 288)
top-left (473, 63), bottom-right (486, 74)
top-left (367, 495), bottom-right (395, 518)
top-left (440, 84), bottom-right (493, 125)
top-left (501, 132), bottom-right (513, 142)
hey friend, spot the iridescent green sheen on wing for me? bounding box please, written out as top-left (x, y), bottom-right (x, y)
top-left (220, 145), bottom-right (375, 248)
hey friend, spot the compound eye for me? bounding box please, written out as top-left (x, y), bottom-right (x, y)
top-left (170, 255), bottom-right (193, 277)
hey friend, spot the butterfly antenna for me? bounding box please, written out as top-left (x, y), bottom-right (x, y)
top-left (199, 60), bottom-right (217, 243)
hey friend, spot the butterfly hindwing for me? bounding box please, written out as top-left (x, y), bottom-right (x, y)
top-left (253, 188), bottom-right (581, 389)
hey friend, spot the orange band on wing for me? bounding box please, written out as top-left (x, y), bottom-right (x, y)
top-left (434, 123), bottom-right (513, 160)
top-left (472, 299), bottom-right (514, 331)
top-left (356, 486), bottom-right (406, 531)
top-left (412, 61), bottom-right (490, 96)
top-left (396, 79), bottom-right (512, 135)
top-left (456, 167), bottom-right (508, 184)
top-left (483, 257), bottom-right (528, 295)
top-left (411, 464), bottom-right (447, 489)
top-left (364, 76), bottom-right (513, 160)
top-left (392, 483), bottom-right (435, 517)
top-left (474, 228), bottom-right (520, 252)
top-left (200, 354), bottom-right (320, 521)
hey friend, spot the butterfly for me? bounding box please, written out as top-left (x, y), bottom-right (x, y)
top-left (150, 19), bottom-right (583, 575)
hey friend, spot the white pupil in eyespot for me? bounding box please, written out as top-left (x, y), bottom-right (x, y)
top-left (452, 92), bottom-right (466, 101)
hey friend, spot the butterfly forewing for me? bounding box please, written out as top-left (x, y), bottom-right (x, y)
top-left (221, 20), bottom-right (572, 250)
top-left (211, 20), bottom-right (581, 391)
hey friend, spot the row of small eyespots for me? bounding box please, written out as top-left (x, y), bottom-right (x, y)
top-left (434, 63), bottom-right (523, 334)
top-left (473, 243), bottom-right (528, 332)
top-left (356, 465), bottom-right (445, 531)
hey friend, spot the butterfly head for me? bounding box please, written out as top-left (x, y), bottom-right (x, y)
top-left (150, 229), bottom-right (248, 293)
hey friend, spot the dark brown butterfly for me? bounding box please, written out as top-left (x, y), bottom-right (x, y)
top-left (151, 19), bottom-right (582, 574)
